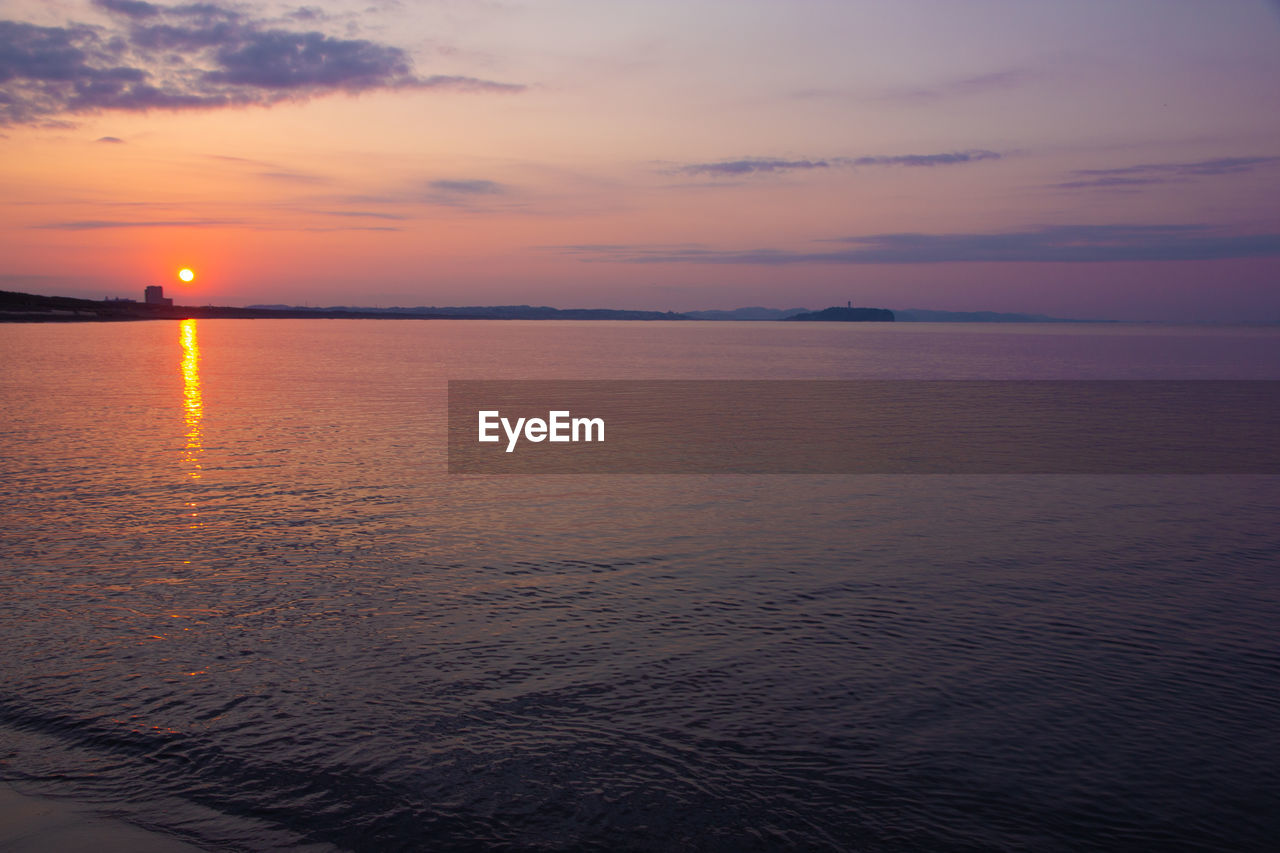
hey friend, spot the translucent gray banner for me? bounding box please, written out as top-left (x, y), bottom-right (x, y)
top-left (447, 381), bottom-right (1280, 474)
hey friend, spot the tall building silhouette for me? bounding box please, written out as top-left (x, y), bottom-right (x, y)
top-left (145, 285), bottom-right (173, 306)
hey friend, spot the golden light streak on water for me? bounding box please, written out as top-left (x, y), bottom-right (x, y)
top-left (179, 319), bottom-right (203, 487)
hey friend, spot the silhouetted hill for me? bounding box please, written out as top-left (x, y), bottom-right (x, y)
top-left (785, 306), bottom-right (895, 322)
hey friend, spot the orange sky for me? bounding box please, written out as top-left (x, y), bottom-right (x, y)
top-left (3, 0), bottom-right (1280, 320)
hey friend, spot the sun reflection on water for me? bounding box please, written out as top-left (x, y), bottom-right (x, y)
top-left (180, 319), bottom-right (203, 486)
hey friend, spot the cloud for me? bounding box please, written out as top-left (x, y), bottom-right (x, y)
top-left (837, 150), bottom-right (1000, 168)
top-left (33, 218), bottom-right (240, 229)
top-left (791, 69), bottom-right (1032, 104)
top-left (0, 1), bottom-right (523, 125)
top-left (419, 178), bottom-right (512, 207)
top-left (301, 225), bottom-right (401, 232)
top-left (201, 154), bottom-right (334, 185)
top-left (677, 150), bottom-right (999, 178)
top-left (203, 29), bottom-right (415, 89)
top-left (550, 242), bottom-right (704, 255)
top-left (415, 75), bottom-right (522, 93)
top-left (286, 6), bottom-right (325, 23)
top-left (1054, 176), bottom-right (1164, 190)
top-left (560, 225), bottom-right (1280, 265)
top-left (1054, 156), bottom-right (1280, 189)
top-left (95, 135), bottom-right (123, 142)
top-left (877, 69), bottom-right (1033, 103)
top-left (95, 0), bottom-right (162, 18)
top-left (257, 168), bottom-right (329, 183)
top-left (318, 209), bottom-right (408, 220)
top-left (427, 179), bottom-right (504, 194)
top-left (32, 215), bottom-right (403, 231)
top-left (679, 158), bottom-right (830, 177)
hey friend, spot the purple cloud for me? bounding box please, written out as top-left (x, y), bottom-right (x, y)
top-left (680, 158), bottom-right (830, 176)
top-left (94, 0), bottom-right (162, 18)
top-left (428, 179), bottom-right (505, 194)
top-left (678, 150), bottom-right (999, 178)
top-left (204, 30), bottom-right (413, 88)
top-left (837, 150), bottom-right (1001, 167)
top-left (256, 168), bottom-right (329, 183)
top-left (33, 218), bottom-right (241, 229)
top-left (792, 69), bottom-right (1032, 104)
top-left (1055, 156), bottom-right (1280, 189)
top-left (0, 1), bottom-right (523, 125)
top-left (318, 210), bottom-right (408, 221)
top-left (32, 215), bottom-right (404, 232)
top-left (562, 225), bottom-right (1280, 264)
top-left (880, 69), bottom-right (1033, 102)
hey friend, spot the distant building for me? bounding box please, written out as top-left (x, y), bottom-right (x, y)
top-left (103, 297), bottom-right (136, 303)
top-left (145, 285), bottom-right (173, 306)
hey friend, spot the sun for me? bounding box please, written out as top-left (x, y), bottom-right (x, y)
top-left (178, 268), bottom-right (195, 283)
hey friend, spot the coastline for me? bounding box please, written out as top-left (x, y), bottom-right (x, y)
top-left (0, 289), bottom-right (473, 323)
top-left (0, 289), bottom-right (900, 323)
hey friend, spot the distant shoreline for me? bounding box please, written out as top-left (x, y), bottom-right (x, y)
top-left (2, 289), bottom-right (1129, 324)
top-left (1, 290), bottom-right (893, 323)
top-left (0, 290), bottom-right (479, 323)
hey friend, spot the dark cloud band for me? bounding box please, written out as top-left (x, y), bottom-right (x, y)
top-left (679, 158), bottom-right (830, 176)
top-left (428, 179), bottom-right (505, 195)
top-left (562, 225), bottom-right (1280, 265)
top-left (1055, 156), bottom-right (1280, 189)
top-left (0, 1), bottom-right (523, 125)
top-left (678, 150), bottom-right (999, 177)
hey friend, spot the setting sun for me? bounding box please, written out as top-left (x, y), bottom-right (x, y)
top-left (178, 268), bottom-right (195, 283)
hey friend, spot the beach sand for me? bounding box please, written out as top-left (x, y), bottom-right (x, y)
top-left (0, 784), bottom-right (203, 852)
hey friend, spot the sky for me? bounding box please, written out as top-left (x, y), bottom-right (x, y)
top-left (1, 0), bottom-right (1279, 321)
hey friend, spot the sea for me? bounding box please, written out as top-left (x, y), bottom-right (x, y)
top-left (1, 319), bottom-right (1278, 851)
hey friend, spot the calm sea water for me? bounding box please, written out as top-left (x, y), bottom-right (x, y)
top-left (1, 320), bottom-right (1279, 851)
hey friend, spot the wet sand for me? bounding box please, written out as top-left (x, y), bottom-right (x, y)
top-left (0, 784), bottom-right (203, 852)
